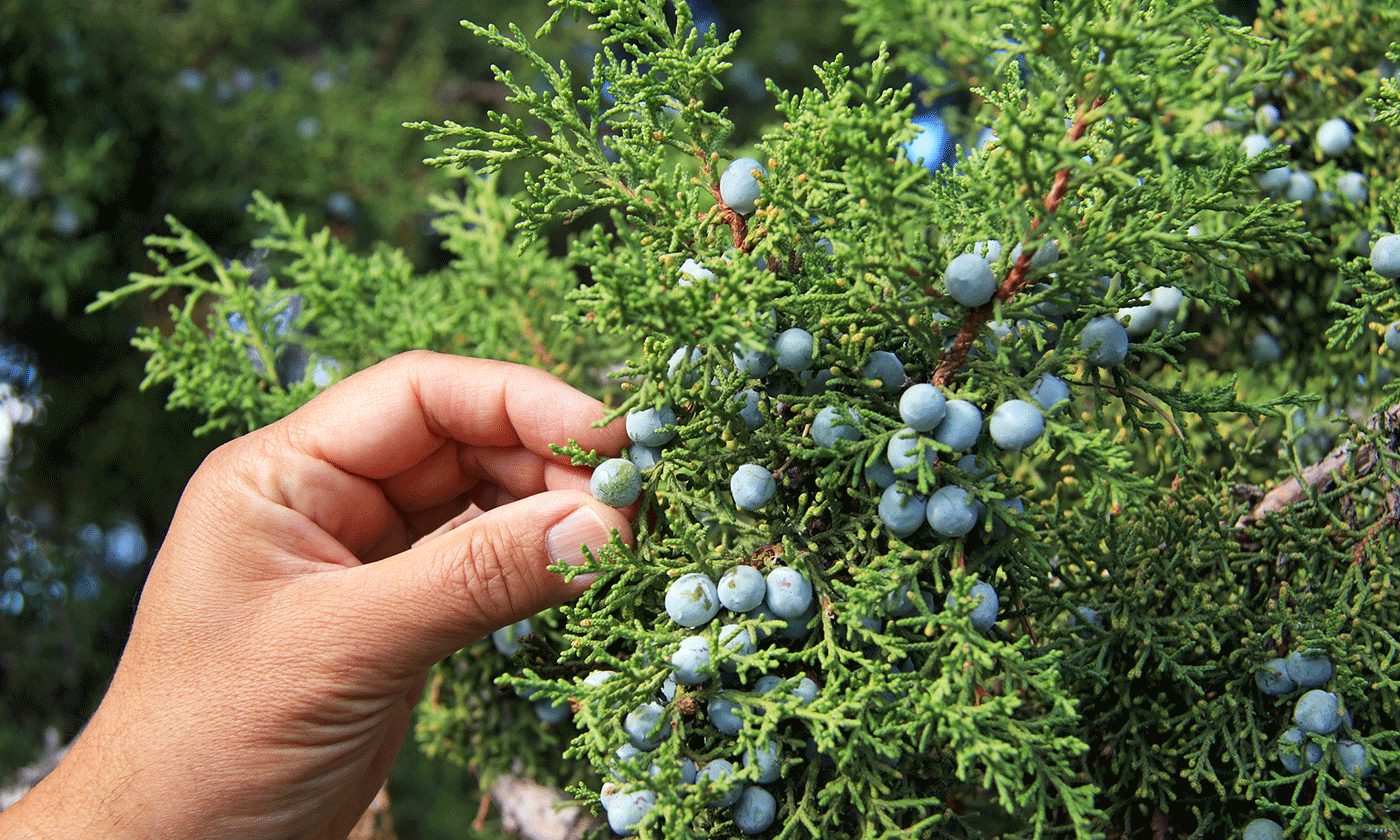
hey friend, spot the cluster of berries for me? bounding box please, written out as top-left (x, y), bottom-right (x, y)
top-left (1255, 651), bottom-right (1372, 779)
top-left (593, 565), bottom-right (820, 835)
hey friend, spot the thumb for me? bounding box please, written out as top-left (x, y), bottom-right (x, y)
top-left (348, 490), bottom-right (631, 673)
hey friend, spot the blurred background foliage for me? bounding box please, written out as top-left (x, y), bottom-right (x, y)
top-left (0, 0), bottom-right (859, 833)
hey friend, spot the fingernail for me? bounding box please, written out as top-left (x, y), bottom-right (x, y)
top-left (546, 506), bottom-right (609, 584)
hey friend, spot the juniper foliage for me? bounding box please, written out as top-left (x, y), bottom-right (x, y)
top-left (104, 0), bottom-right (1400, 837)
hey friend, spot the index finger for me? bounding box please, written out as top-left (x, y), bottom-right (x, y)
top-left (285, 350), bottom-right (627, 481)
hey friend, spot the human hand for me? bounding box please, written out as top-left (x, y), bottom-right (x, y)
top-left (1, 351), bottom-right (634, 840)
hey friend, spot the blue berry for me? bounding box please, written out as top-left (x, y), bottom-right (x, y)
top-left (1255, 658), bottom-right (1296, 696)
top-left (1150, 286), bottom-right (1185, 316)
top-left (1242, 819), bottom-right (1284, 840)
top-left (591, 458), bottom-right (643, 507)
top-left (944, 253), bottom-right (997, 307)
top-left (733, 343), bottom-right (775, 377)
top-left (1079, 316), bottom-right (1130, 367)
top-left (1258, 165), bottom-right (1291, 195)
top-left (1338, 171), bottom-right (1368, 205)
top-left (629, 444), bottom-right (663, 471)
top-left (671, 635), bottom-right (713, 684)
top-left (887, 427), bottom-right (937, 476)
top-left (1068, 606), bottom-right (1101, 631)
top-left (765, 567), bottom-right (813, 619)
top-left (1293, 689), bottom-right (1341, 734)
top-left (792, 677), bottom-right (818, 706)
top-left (989, 399), bottom-right (1044, 450)
top-left (1241, 133), bottom-right (1271, 159)
top-left (946, 580), bottom-right (998, 632)
top-left (732, 786), bottom-right (778, 835)
top-left (1372, 234), bottom-right (1400, 278)
top-left (627, 406), bottom-right (677, 446)
top-left (1337, 741), bottom-right (1373, 778)
top-left (491, 619), bottom-right (533, 656)
top-left (698, 759), bottom-right (742, 807)
top-left (1383, 322), bottom-right (1400, 354)
top-left (899, 383), bottom-right (947, 432)
top-left (679, 257), bottom-right (715, 285)
top-left (666, 573), bottom-right (720, 627)
top-left (861, 351), bottom-right (905, 390)
top-left (743, 739), bottom-right (781, 783)
top-left (1316, 118), bottom-right (1353, 156)
top-left (971, 239), bottom-right (1003, 263)
top-left (1285, 650), bottom-right (1334, 688)
top-left (720, 157), bottom-right (766, 215)
top-left (813, 405), bottom-right (861, 447)
top-left (731, 464), bottom-right (776, 510)
top-left (778, 602), bottom-right (817, 640)
top-left (718, 566), bottom-right (766, 612)
top-left (624, 702), bottom-right (671, 751)
top-left (708, 693), bottom-right (745, 735)
top-left (926, 486), bottom-right (979, 538)
top-left (878, 484), bottom-right (925, 537)
top-left (772, 328), bottom-right (816, 372)
top-left (668, 346), bottom-right (703, 385)
top-left (932, 399), bottom-right (983, 452)
top-left (1278, 727), bottom-right (1323, 772)
top-left (734, 389), bottom-right (764, 430)
top-left (534, 698), bottom-right (570, 724)
top-left (864, 455), bottom-right (897, 489)
top-left (743, 602), bottom-right (780, 643)
top-left (606, 787), bottom-right (656, 836)
top-left (1029, 374), bottom-right (1070, 413)
top-left (718, 624), bottom-right (757, 668)
top-left (903, 110), bottom-right (955, 171)
top-left (1009, 239), bottom-right (1059, 273)
top-left (1285, 171), bottom-right (1316, 203)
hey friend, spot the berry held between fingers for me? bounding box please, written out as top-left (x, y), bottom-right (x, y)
top-left (592, 458), bottom-right (643, 507)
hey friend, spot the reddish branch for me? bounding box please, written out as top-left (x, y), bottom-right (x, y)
top-left (932, 97), bottom-right (1104, 387)
top-left (693, 148), bottom-right (750, 249)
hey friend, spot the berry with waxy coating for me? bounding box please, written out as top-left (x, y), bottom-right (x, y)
top-left (732, 786), bottom-right (777, 835)
top-left (862, 350), bottom-right (905, 390)
top-left (1373, 234), bottom-right (1400, 278)
top-left (1255, 658), bottom-right (1296, 696)
top-left (534, 698), bottom-right (570, 724)
top-left (792, 676), bottom-right (818, 705)
top-left (731, 463), bottom-right (776, 510)
top-left (944, 252), bottom-right (997, 306)
top-left (773, 328), bottom-right (816, 371)
top-left (1030, 374), bottom-right (1071, 413)
top-left (678, 258), bottom-right (714, 285)
top-left (766, 567), bottom-right (813, 619)
top-left (698, 759), bottom-right (742, 807)
top-left (1278, 727), bottom-right (1323, 772)
top-left (864, 455), bottom-right (896, 489)
top-left (927, 486), bottom-right (979, 538)
top-left (1079, 316), bottom-right (1130, 367)
top-left (718, 623), bottom-right (757, 667)
top-left (813, 405), bottom-right (861, 447)
top-left (1294, 689), bottom-right (1341, 734)
top-left (933, 399), bottom-right (983, 452)
top-left (899, 383), bottom-right (947, 431)
top-left (1338, 171), bottom-right (1368, 204)
top-left (887, 427), bottom-right (937, 475)
top-left (491, 619), bottom-right (533, 656)
top-left (1009, 238), bottom-right (1059, 273)
top-left (946, 580), bottom-right (999, 632)
top-left (1285, 171), bottom-right (1316, 203)
top-left (1316, 118), bottom-right (1353, 156)
top-left (627, 406), bottom-right (677, 446)
top-left (718, 566), bottom-right (766, 612)
top-left (989, 399), bottom-right (1045, 450)
top-left (1285, 650), bottom-right (1333, 688)
top-left (606, 788), bottom-right (656, 836)
top-left (1385, 323), bottom-right (1400, 354)
top-left (734, 389), bottom-right (764, 430)
top-left (1242, 819), bottom-right (1284, 840)
top-left (1258, 165), bottom-right (1291, 194)
top-left (743, 739), bottom-right (782, 783)
top-left (1241, 133), bottom-right (1271, 158)
top-left (591, 458), bottom-right (643, 507)
top-left (708, 693), bottom-right (744, 735)
top-left (1337, 741), bottom-right (1373, 778)
top-left (733, 343), bottom-right (775, 377)
top-left (720, 156), bottom-right (766, 214)
top-left (624, 702), bottom-right (671, 751)
top-left (1248, 333), bottom-right (1282, 365)
top-left (629, 444), bottom-right (663, 471)
top-left (671, 635), bottom-right (712, 684)
top-left (666, 573), bottom-right (720, 627)
top-left (878, 484), bottom-right (925, 537)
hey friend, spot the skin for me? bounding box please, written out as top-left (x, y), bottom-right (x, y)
top-left (0, 351), bottom-right (635, 840)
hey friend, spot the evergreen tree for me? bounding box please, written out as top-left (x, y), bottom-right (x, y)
top-left (97, 0), bottom-right (1400, 836)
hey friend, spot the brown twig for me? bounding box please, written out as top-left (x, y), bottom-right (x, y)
top-left (932, 97), bottom-right (1104, 387)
